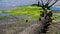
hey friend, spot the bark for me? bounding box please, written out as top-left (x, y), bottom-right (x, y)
top-left (19, 10), bottom-right (52, 34)
top-left (19, 19), bottom-right (47, 34)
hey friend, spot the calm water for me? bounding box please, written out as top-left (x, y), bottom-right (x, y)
top-left (51, 7), bottom-right (60, 10)
top-left (0, 13), bottom-right (9, 16)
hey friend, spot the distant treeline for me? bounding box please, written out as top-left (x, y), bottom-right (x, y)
top-left (31, 4), bottom-right (41, 6)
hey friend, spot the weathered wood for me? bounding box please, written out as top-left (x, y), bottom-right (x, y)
top-left (19, 20), bottom-right (46, 34)
top-left (18, 16), bottom-right (51, 34)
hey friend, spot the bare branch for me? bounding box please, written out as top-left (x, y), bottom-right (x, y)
top-left (40, 0), bottom-right (45, 10)
top-left (45, 0), bottom-right (52, 6)
top-left (39, 0), bottom-right (59, 10)
top-left (40, 0), bottom-right (46, 10)
top-left (48, 0), bottom-right (59, 8)
top-left (41, 0), bottom-right (44, 6)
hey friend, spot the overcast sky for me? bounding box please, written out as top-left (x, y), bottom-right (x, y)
top-left (0, 0), bottom-right (60, 9)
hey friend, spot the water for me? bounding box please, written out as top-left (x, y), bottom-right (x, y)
top-left (51, 7), bottom-right (60, 10)
top-left (0, 13), bottom-right (9, 16)
top-left (0, 11), bottom-right (9, 16)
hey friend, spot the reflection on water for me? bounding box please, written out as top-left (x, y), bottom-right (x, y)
top-left (0, 13), bottom-right (9, 16)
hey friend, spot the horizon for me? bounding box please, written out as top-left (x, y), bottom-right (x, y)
top-left (0, 0), bottom-right (60, 10)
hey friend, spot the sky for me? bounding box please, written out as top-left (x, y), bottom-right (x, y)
top-left (0, 0), bottom-right (60, 9)
top-left (0, 0), bottom-right (37, 9)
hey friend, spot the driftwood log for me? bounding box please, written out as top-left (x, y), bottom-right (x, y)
top-left (19, 10), bottom-right (52, 34)
top-left (18, 17), bottom-right (50, 34)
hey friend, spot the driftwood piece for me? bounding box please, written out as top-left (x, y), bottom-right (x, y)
top-left (19, 18), bottom-right (46, 34)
